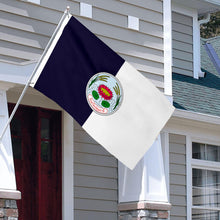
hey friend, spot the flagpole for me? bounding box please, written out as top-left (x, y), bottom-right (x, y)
top-left (0, 7), bottom-right (71, 142)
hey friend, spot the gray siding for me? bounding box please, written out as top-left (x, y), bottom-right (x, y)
top-left (169, 134), bottom-right (187, 220)
top-left (74, 120), bottom-right (118, 220)
top-left (172, 12), bottom-right (193, 77)
top-left (1, 0), bottom-right (164, 89)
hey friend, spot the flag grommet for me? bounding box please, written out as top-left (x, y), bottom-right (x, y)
top-left (86, 72), bottom-right (123, 115)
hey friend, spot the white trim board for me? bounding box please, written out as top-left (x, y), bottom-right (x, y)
top-left (164, 0), bottom-right (173, 96)
top-left (172, 3), bottom-right (197, 17)
top-left (193, 12), bottom-right (201, 79)
top-left (186, 135), bottom-right (192, 220)
top-left (0, 61), bottom-right (36, 85)
top-left (173, 109), bottom-right (220, 125)
top-left (62, 111), bottom-right (74, 220)
top-left (161, 131), bottom-right (170, 201)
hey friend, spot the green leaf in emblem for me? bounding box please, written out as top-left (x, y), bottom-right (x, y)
top-left (101, 100), bottom-right (110, 108)
top-left (92, 90), bottom-right (99, 100)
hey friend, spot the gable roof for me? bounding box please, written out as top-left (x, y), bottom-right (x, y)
top-left (172, 37), bottom-right (220, 117)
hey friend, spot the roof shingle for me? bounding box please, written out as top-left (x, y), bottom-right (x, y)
top-left (173, 37), bottom-right (220, 117)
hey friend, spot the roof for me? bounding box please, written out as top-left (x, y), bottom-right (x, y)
top-left (172, 37), bottom-right (220, 117)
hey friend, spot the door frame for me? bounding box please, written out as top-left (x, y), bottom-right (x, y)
top-left (62, 111), bottom-right (74, 220)
top-left (7, 89), bottom-right (74, 220)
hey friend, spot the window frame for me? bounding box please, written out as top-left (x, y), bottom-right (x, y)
top-left (188, 138), bottom-right (220, 220)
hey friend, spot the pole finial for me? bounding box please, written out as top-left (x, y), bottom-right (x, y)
top-left (66, 6), bottom-right (70, 17)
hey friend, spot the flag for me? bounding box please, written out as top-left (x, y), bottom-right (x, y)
top-left (31, 14), bottom-right (174, 169)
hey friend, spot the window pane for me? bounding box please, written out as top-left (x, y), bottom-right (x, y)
top-left (193, 168), bottom-right (220, 208)
top-left (41, 118), bottom-right (50, 139)
top-left (192, 142), bottom-right (220, 162)
top-left (193, 168), bottom-right (206, 187)
top-left (192, 143), bottom-right (205, 160)
top-left (193, 169), bottom-right (206, 206)
top-left (12, 138), bottom-right (22, 160)
top-left (41, 141), bottom-right (52, 162)
top-left (207, 145), bottom-right (220, 162)
top-left (192, 209), bottom-right (220, 220)
top-left (11, 118), bottom-right (21, 136)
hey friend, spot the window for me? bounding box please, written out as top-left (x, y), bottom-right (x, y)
top-left (41, 117), bottom-right (53, 162)
top-left (11, 118), bottom-right (22, 160)
top-left (191, 142), bottom-right (220, 219)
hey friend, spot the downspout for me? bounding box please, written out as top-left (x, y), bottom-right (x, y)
top-left (198, 13), bottom-right (211, 77)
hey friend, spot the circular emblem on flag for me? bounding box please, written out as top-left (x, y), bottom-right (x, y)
top-left (86, 72), bottom-right (123, 115)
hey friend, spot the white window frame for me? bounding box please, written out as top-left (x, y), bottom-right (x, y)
top-left (172, 3), bottom-right (201, 79)
top-left (187, 137), bottom-right (220, 220)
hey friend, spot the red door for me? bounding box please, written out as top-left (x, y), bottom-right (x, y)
top-left (9, 105), bottom-right (62, 220)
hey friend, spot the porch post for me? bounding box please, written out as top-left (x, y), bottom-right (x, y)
top-left (0, 83), bottom-right (21, 220)
top-left (118, 135), bottom-right (171, 219)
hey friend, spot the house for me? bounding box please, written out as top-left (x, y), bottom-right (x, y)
top-left (170, 35), bottom-right (220, 219)
top-left (0, 0), bottom-right (220, 220)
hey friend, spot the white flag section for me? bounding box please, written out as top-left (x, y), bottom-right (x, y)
top-left (83, 62), bottom-right (174, 169)
top-left (30, 12), bottom-right (174, 169)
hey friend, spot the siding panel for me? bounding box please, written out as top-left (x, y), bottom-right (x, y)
top-left (170, 174), bottom-right (186, 185)
top-left (98, 36), bottom-right (163, 63)
top-left (119, 0), bottom-right (162, 12)
top-left (170, 194), bottom-right (187, 206)
top-left (0, 11), bottom-right (56, 36)
top-left (170, 206), bottom-right (187, 217)
top-left (75, 175), bottom-right (117, 190)
top-left (172, 12), bottom-right (193, 77)
top-left (0, 26), bottom-right (48, 49)
top-left (75, 198), bottom-right (118, 212)
top-left (74, 164), bottom-right (117, 179)
top-left (169, 134), bottom-right (187, 220)
top-left (75, 152), bottom-right (117, 167)
top-left (1, 0), bottom-right (164, 90)
top-left (173, 49), bottom-right (193, 62)
top-left (72, 0), bottom-right (163, 23)
top-left (74, 120), bottom-right (118, 219)
top-left (0, 0), bottom-right (63, 24)
top-left (75, 187), bottom-right (117, 201)
top-left (75, 210), bottom-right (118, 220)
top-left (74, 142), bottom-right (110, 156)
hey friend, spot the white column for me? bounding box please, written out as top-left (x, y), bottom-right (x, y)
top-left (118, 135), bottom-right (168, 203)
top-left (0, 84), bottom-right (16, 190)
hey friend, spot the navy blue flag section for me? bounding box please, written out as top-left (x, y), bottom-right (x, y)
top-left (31, 13), bottom-right (174, 169)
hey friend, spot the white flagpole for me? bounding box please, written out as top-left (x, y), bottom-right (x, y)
top-left (0, 7), bottom-right (71, 142)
